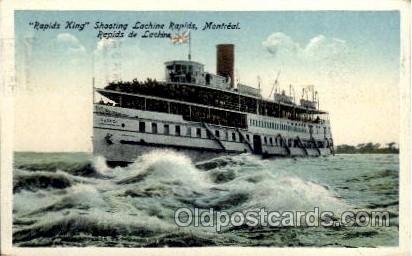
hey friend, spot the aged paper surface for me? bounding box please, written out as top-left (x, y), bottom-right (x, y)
top-left (0, 0), bottom-right (410, 255)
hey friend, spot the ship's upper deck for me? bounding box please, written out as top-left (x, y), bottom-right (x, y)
top-left (100, 78), bottom-right (328, 119)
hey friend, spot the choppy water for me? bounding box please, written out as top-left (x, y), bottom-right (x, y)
top-left (13, 151), bottom-right (398, 247)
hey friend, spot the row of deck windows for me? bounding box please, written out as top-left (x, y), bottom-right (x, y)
top-left (137, 121), bottom-right (241, 141)
top-left (250, 119), bottom-right (307, 133)
top-left (134, 121), bottom-right (310, 147)
top-left (147, 122), bottom-right (200, 137)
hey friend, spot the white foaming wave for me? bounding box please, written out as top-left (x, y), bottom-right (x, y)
top-left (118, 149), bottom-right (211, 189)
top-left (66, 184), bottom-right (107, 207)
top-left (14, 190), bottom-right (53, 215)
top-left (209, 157), bottom-right (349, 214)
top-left (91, 150), bottom-right (349, 215)
top-left (14, 184), bottom-right (108, 217)
top-left (92, 155), bottom-right (115, 177)
top-left (243, 173), bottom-right (348, 213)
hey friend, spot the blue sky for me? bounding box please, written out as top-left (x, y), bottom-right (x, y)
top-left (15, 11), bottom-right (399, 81)
top-left (14, 11), bottom-right (400, 151)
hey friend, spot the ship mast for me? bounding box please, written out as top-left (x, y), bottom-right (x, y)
top-left (92, 51), bottom-right (95, 104)
top-left (257, 76), bottom-right (262, 115)
top-left (188, 31), bottom-right (191, 61)
top-left (268, 69), bottom-right (281, 98)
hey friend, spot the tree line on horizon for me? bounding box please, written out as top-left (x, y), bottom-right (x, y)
top-left (335, 142), bottom-right (399, 154)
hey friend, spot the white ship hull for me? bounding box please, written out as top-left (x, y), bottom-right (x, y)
top-left (93, 104), bottom-right (333, 166)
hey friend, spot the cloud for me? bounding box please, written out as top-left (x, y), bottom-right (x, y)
top-left (262, 32), bottom-right (299, 57)
top-left (55, 33), bottom-right (86, 54)
top-left (44, 33), bottom-right (88, 83)
top-left (95, 38), bottom-right (113, 52)
top-left (263, 32), bottom-right (348, 61)
top-left (94, 38), bottom-right (123, 55)
top-left (262, 32), bottom-right (351, 83)
top-left (303, 35), bottom-right (347, 60)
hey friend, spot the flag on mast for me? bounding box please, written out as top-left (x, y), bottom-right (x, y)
top-left (170, 30), bottom-right (192, 60)
top-left (170, 31), bottom-right (189, 44)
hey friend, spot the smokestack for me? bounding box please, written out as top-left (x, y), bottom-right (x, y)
top-left (216, 44), bottom-right (234, 88)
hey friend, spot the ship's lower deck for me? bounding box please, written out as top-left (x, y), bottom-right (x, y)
top-left (93, 104), bottom-right (334, 166)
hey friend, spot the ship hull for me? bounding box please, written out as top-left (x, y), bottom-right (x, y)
top-left (94, 129), bottom-right (236, 167)
top-left (93, 126), bottom-right (247, 166)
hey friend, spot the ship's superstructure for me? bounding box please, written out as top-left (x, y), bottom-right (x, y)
top-left (93, 44), bottom-right (334, 166)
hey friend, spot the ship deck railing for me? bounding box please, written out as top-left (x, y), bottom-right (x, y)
top-left (95, 88), bottom-right (329, 125)
top-left (103, 80), bottom-right (328, 115)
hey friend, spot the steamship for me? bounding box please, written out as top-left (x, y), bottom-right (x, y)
top-left (93, 44), bottom-right (334, 166)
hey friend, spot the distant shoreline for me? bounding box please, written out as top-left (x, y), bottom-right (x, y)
top-left (335, 143), bottom-right (399, 154)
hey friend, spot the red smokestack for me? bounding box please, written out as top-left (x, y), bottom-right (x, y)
top-left (216, 44), bottom-right (234, 88)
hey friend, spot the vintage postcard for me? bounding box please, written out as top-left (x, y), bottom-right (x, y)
top-left (0, 0), bottom-right (410, 255)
